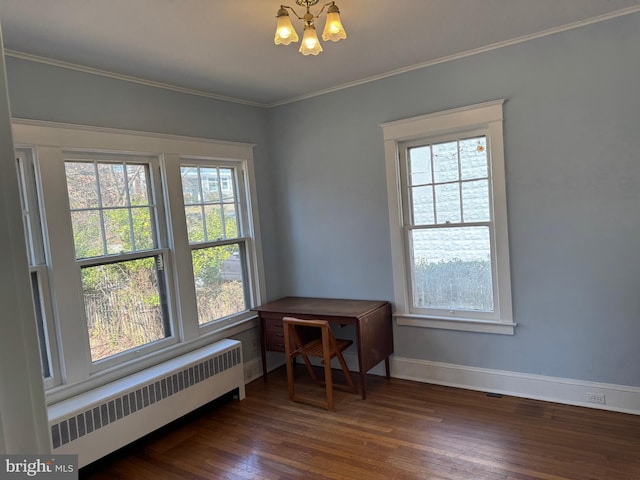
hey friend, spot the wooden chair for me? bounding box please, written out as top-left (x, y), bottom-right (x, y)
top-left (282, 316), bottom-right (358, 411)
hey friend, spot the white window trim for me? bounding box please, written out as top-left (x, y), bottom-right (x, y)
top-left (12, 119), bottom-right (267, 401)
top-left (381, 100), bottom-right (515, 335)
top-left (16, 149), bottom-right (61, 389)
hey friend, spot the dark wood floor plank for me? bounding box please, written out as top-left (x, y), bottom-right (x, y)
top-left (80, 366), bottom-right (640, 480)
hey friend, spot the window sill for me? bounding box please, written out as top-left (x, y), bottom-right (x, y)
top-left (45, 314), bottom-right (259, 405)
top-left (395, 313), bottom-right (516, 335)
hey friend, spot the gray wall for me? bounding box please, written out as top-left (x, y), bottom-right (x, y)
top-left (267, 13), bottom-right (640, 387)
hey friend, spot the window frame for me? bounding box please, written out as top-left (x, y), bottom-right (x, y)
top-left (382, 100), bottom-right (515, 335)
top-left (178, 158), bottom-right (257, 331)
top-left (15, 148), bottom-right (60, 389)
top-left (62, 152), bottom-right (177, 371)
top-left (12, 120), bottom-right (266, 401)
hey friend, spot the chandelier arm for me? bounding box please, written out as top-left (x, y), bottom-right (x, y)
top-left (281, 4), bottom-right (304, 20)
top-left (313, 2), bottom-right (335, 18)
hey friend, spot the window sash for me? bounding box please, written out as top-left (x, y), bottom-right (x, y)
top-left (180, 160), bottom-right (253, 329)
top-left (16, 149), bottom-right (60, 387)
top-left (400, 133), bottom-right (499, 320)
top-left (382, 100), bottom-right (514, 334)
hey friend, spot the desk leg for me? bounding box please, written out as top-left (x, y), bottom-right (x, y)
top-left (385, 357), bottom-right (391, 379)
top-left (259, 317), bottom-right (268, 382)
top-left (356, 326), bottom-right (367, 400)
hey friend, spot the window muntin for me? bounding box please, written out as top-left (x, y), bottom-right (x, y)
top-left (65, 161), bottom-right (157, 258)
top-left (13, 121), bottom-right (265, 397)
top-left (181, 164), bottom-right (248, 326)
top-left (65, 157), bottom-right (171, 363)
top-left (181, 166), bottom-right (240, 244)
top-left (405, 136), bottom-right (494, 314)
top-left (383, 100), bottom-right (513, 334)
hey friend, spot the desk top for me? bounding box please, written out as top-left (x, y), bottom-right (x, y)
top-left (252, 297), bottom-right (388, 319)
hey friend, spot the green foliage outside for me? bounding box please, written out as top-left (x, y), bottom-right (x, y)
top-left (188, 209), bottom-right (245, 325)
top-left (67, 161), bottom-right (245, 361)
top-left (413, 259), bottom-right (494, 312)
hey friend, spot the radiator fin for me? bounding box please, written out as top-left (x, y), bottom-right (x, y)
top-left (50, 345), bottom-right (241, 449)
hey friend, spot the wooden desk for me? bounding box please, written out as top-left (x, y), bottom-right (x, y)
top-left (252, 297), bottom-right (393, 400)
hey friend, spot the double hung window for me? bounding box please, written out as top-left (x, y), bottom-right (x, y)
top-left (382, 101), bottom-right (514, 334)
top-left (64, 155), bottom-right (171, 362)
top-left (180, 163), bottom-right (248, 325)
top-left (13, 121), bottom-right (264, 397)
top-left (15, 149), bottom-right (58, 387)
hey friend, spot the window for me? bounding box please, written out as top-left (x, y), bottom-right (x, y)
top-left (180, 164), bottom-right (248, 325)
top-left (64, 156), bottom-right (170, 362)
top-left (15, 149), bottom-right (59, 387)
top-left (13, 121), bottom-right (265, 398)
top-left (382, 100), bottom-right (514, 334)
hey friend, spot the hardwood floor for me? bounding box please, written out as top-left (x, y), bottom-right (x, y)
top-left (80, 366), bottom-right (640, 479)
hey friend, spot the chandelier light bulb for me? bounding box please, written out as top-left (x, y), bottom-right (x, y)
top-left (274, 7), bottom-right (299, 45)
top-left (299, 23), bottom-right (323, 55)
top-left (322, 3), bottom-right (346, 42)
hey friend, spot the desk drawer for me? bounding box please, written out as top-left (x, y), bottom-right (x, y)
top-left (262, 317), bottom-right (317, 352)
top-left (264, 317), bottom-right (286, 352)
top-left (265, 331), bottom-right (286, 352)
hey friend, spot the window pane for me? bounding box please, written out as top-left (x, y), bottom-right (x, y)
top-left (435, 183), bottom-right (461, 224)
top-left (132, 207), bottom-right (155, 250)
top-left (220, 168), bottom-right (235, 202)
top-left (200, 167), bottom-right (221, 203)
top-left (82, 256), bottom-right (169, 362)
top-left (462, 180), bottom-right (490, 222)
top-left (410, 227), bottom-right (493, 312)
top-left (104, 208), bottom-right (131, 255)
top-left (127, 165), bottom-right (151, 206)
top-left (185, 205), bottom-right (204, 243)
top-left (71, 210), bottom-right (104, 258)
top-left (223, 204), bottom-right (239, 238)
top-left (410, 186), bottom-right (435, 225)
top-left (16, 157), bottom-right (35, 265)
top-left (30, 271), bottom-right (51, 378)
top-left (98, 163), bottom-right (127, 207)
top-left (67, 160), bottom-right (156, 258)
top-left (432, 142), bottom-right (459, 183)
top-left (191, 244), bottom-right (246, 325)
top-left (408, 146), bottom-right (432, 185)
top-left (65, 162), bottom-right (98, 209)
top-left (180, 167), bottom-right (201, 204)
top-left (204, 204), bottom-right (223, 241)
top-left (460, 137), bottom-right (488, 180)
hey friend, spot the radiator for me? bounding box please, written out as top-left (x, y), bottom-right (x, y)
top-left (48, 339), bottom-right (245, 467)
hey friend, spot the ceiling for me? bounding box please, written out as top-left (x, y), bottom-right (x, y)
top-left (0, 0), bottom-right (639, 107)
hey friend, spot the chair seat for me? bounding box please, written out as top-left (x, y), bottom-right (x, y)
top-left (292, 338), bottom-right (353, 360)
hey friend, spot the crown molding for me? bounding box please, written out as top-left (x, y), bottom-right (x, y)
top-left (5, 5), bottom-right (640, 109)
top-left (4, 50), bottom-right (268, 108)
top-left (268, 5), bottom-right (640, 107)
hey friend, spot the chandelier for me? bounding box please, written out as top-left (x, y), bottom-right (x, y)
top-left (274, 0), bottom-right (347, 56)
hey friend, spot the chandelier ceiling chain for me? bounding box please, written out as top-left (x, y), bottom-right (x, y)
top-left (274, 0), bottom-right (347, 56)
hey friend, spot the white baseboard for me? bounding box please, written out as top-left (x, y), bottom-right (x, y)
top-left (389, 355), bottom-right (640, 415)
top-left (245, 353), bottom-right (640, 415)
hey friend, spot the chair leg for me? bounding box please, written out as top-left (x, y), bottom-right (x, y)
top-left (335, 350), bottom-right (358, 394)
top-left (298, 352), bottom-right (319, 384)
top-left (283, 325), bottom-right (295, 402)
top-left (322, 328), bottom-right (334, 411)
